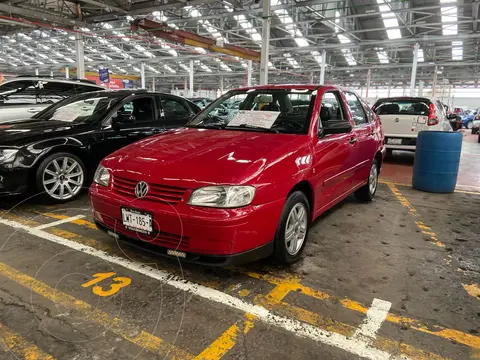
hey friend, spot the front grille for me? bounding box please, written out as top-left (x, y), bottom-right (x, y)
top-left (102, 215), bottom-right (189, 250)
top-left (112, 175), bottom-right (187, 205)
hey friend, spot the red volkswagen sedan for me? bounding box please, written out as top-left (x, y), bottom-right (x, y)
top-left (89, 85), bottom-right (385, 265)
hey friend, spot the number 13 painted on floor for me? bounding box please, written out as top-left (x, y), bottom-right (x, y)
top-left (81, 272), bottom-right (131, 297)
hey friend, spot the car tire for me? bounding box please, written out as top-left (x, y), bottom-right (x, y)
top-left (273, 191), bottom-right (310, 265)
top-left (354, 159), bottom-right (379, 202)
top-left (466, 121), bottom-right (473, 129)
top-left (472, 128), bottom-right (478, 135)
top-left (35, 152), bottom-right (86, 203)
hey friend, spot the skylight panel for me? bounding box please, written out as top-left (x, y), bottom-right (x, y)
top-left (417, 48), bottom-right (424, 62)
top-left (452, 40), bottom-right (463, 60)
top-left (377, 50), bottom-right (389, 64)
top-left (233, 13), bottom-right (262, 42)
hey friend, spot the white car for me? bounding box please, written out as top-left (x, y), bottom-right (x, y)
top-left (472, 115), bottom-right (480, 134)
top-left (0, 76), bottom-right (104, 123)
top-left (372, 97), bottom-right (452, 155)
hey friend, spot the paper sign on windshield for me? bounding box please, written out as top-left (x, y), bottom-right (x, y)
top-left (227, 110), bottom-right (280, 128)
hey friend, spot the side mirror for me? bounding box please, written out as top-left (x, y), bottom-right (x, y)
top-left (318, 123), bottom-right (353, 137)
top-left (447, 113), bottom-right (457, 120)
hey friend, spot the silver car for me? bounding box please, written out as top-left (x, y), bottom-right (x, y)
top-left (0, 76), bottom-right (104, 123)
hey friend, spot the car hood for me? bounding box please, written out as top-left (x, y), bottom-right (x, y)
top-left (0, 119), bottom-right (88, 146)
top-left (103, 127), bottom-right (305, 187)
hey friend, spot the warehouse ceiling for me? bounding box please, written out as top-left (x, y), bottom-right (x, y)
top-left (0, 0), bottom-right (479, 89)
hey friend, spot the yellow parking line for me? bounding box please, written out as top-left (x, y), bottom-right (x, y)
top-left (195, 275), bottom-right (301, 359)
top-left (378, 180), bottom-right (480, 195)
top-left (0, 261), bottom-right (193, 360)
top-left (10, 211), bottom-right (479, 351)
top-left (462, 283), bottom-right (480, 300)
top-left (255, 294), bottom-right (449, 360)
top-left (0, 321), bottom-right (55, 360)
top-left (386, 183), bottom-right (445, 248)
top-left (246, 270), bottom-right (480, 350)
top-left (35, 212), bottom-right (98, 230)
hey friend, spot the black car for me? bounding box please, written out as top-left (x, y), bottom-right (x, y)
top-left (0, 90), bottom-right (200, 202)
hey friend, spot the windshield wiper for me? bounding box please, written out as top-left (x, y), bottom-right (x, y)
top-left (227, 124), bottom-right (280, 133)
top-left (187, 123), bottom-right (226, 129)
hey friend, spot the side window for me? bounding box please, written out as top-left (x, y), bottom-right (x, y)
top-left (159, 96), bottom-right (191, 121)
top-left (120, 97), bottom-right (155, 123)
top-left (344, 92), bottom-right (367, 126)
top-left (319, 91), bottom-right (349, 128)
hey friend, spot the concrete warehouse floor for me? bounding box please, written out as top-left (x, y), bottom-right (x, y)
top-left (0, 137), bottom-right (479, 360)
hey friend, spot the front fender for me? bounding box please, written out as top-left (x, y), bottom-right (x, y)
top-left (16, 137), bottom-right (86, 168)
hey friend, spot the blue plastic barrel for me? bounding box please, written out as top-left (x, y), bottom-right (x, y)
top-left (412, 131), bottom-right (463, 193)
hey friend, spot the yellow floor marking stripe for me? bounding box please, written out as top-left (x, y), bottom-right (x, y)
top-left (194, 314), bottom-right (257, 360)
top-left (35, 212), bottom-right (98, 230)
top-left (378, 180), bottom-right (480, 195)
top-left (195, 276), bottom-right (300, 359)
top-left (0, 261), bottom-right (193, 360)
top-left (255, 294), bottom-right (450, 360)
top-left (0, 321), bottom-right (55, 360)
top-left (462, 283), bottom-right (480, 300)
top-left (387, 183), bottom-right (445, 247)
top-left (247, 270), bottom-right (480, 350)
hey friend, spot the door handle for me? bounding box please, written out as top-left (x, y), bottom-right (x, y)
top-left (349, 137), bottom-right (357, 144)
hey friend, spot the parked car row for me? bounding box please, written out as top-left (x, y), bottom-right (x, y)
top-left (0, 81), bottom-right (385, 265)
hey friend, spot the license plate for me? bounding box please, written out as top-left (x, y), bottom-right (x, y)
top-left (387, 138), bottom-right (402, 145)
top-left (121, 208), bottom-right (153, 234)
top-left (167, 249), bottom-right (187, 258)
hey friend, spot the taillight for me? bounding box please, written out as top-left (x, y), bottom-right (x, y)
top-left (427, 103), bottom-right (439, 126)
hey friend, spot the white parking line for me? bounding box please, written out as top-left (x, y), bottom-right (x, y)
top-left (34, 215), bottom-right (85, 230)
top-left (0, 217), bottom-right (405, 360)
top-left (353, 298), bottom-right (392, 343)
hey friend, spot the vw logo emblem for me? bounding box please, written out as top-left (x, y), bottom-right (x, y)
top-left (135, 181), bottom-right (149, 198)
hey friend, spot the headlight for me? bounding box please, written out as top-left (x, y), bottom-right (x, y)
top-left (0, 149), bottom-right (19, 164)
top-left (93, 165), bottom-right (110, 187)
top-left (188, 186), bottom-right (256, 208)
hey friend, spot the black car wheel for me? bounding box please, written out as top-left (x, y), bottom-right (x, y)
top-left (35, 152), bottom-right (86, 203)
top-left (354, 159), bottom-right (379, 202)
top-left (273, 191), bottom-right (310, 265)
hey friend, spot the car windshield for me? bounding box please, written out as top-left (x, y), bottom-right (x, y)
top-left (187, 89), bottom-right (316, 134)
top-left (373, 100), bottom-right (430, 116)
top-left (34, 92), bottom-right (123, 123)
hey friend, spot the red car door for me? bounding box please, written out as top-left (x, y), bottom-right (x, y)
top-left (342, 91), bottom-right (377, 187)
top-left (311, 90), bottom-right (359, 216)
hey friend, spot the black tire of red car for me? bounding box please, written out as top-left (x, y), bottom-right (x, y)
top-left (35, 152), bottom-right (86, 203)
top-left (354, 159), bottom-right (379, 202)
top-left (273, 191), bottom-right (310, 265)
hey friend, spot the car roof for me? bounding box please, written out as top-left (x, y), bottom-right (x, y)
top-left (234, 84), bottom-right (324, 91)
top-left (1, 76), bottom-right (104, 88)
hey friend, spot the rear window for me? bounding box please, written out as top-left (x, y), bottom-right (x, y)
top-left (373, 100), bottom-right (430, 116)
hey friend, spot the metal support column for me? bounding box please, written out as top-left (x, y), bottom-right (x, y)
top-left (319, 50), bottom-right (326, 85)
top-left (387, 83), bottom-right (391, 97)
top-left (310, 72), bottom-right (314, 84)
top-left (184, 77), bottom-right (188, 96)
top-left (220, 76), bottom-right (224, 94)
top-left (140, 62), bottom-right (145, 89)
top-left (410, 43), bottom-right (419, 96)
top-left (65, 66), bottom-right (69, 79)
top-left (189, 59), bottom-right (194, 98)
top-left (247, 60), bottom-right (252, 86)
top-left (259, 0), bottom-right (271, 85)
top-left (418, 80), bottom-right (424, 96)
top-left (75, 28), bottom-right (85, 79)
top-left (432, 65), bottom-right (438, 97)
top-left (50, 71), bottom-right (53, 78)
top-left (365, 68), bottom-right (372, 102)
top-left (35, 68), bottom-right (39, 76)
top-left (152, 78), bottom-right (155, 92)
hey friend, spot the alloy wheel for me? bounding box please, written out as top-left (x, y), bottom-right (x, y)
top-left (369, 163), bottom-right (378, 195)
top-left (285, 203), bottom-right (308, 256)
top-left (42, 157), bottom-right (84, 200)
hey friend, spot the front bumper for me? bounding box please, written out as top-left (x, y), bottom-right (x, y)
top-left (0, 167), bottom-right (30, 196)
top-left (89, 184), bottom-right (284, 265)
